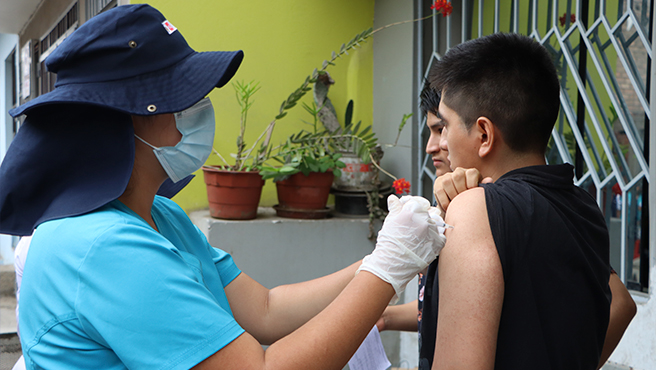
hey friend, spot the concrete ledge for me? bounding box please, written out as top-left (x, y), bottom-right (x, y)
top-left (190, 207), bottom-right (382, 288)
top-left (601, 362), bottom-right (632, 370)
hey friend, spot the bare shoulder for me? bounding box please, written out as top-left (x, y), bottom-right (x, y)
top-left (444, 187), bottom-right (490, 240)
top-left (434, 187), bottom-right (503, 369)
top-left (440, 186), bottom-right (499, 277)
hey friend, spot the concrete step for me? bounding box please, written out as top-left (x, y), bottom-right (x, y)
top-left (0, 264), bottom-right (15, 297)
top-left (1, 295), bottom-right (17, 335)
top-left (0, 333), bottom-right (22, 370)
top-left (0, 264), bottom-right (17, 336)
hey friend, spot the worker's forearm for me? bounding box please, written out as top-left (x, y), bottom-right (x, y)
top-left (263, 260), bottom-right (363, 342)
top-left (264, 271), bottom-right (395, 369)
top-left (381, 300), bottom-right (419, 332)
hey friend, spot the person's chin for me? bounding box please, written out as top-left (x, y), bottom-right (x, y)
top-left (433, 161), bottom-right (450, 174)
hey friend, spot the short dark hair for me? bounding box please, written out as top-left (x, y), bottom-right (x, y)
top-left (420, 81), bottom-right (441, 117)
top-left (429, 33), bottom-right (560, 154)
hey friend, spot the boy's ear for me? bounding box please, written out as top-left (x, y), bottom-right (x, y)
top-left (476, 116), bottom-right (495, 158)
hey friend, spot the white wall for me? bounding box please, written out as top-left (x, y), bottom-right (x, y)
top-left (0, 33), bottom-right (17, 164)
top-left (373, 1), bottom-right (419, 367)
top-left (605, 16), bottom-right (656, 368)
top-left (0, 32), bottom-right (18, 265)
top-left (373, 0), bottom-right (416, 187)
top-left (606, 269), bottom-right (656, 369)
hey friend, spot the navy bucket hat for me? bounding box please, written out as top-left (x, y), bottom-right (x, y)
top-left (0, 4), bottom-right (243, 235)
top-left (10, 4), bottom-right (243, 116)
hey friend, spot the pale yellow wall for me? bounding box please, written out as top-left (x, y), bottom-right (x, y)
top-left (133, 0), bottom-right (375, 212)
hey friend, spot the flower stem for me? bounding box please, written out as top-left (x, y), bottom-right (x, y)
top-left (369, 152), bottom-right (397, 181)
top-left (372, 13), bottom-right (435, 34)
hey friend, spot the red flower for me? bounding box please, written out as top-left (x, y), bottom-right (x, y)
top-left (393, 178), bottom-right (411, 195)
top-left (431, 0), bottom-right (453, 17)
top-left (559, 12), bottom-right (576, 27)
top-left (612, 183), bottom-right (622, 196)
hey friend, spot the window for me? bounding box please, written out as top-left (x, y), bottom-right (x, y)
top-left (415, 0), bottom-right (651, 292)
top-left (36, 2), bottom-right (78, 96)
top-left (86, 0), bottom-right (117, 21)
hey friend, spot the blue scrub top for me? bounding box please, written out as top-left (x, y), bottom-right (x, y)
top-left (19, 196), bottom-right (244, 370)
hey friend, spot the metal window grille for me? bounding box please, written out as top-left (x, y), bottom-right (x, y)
top-left (415, 0), bottom-right (651, 292)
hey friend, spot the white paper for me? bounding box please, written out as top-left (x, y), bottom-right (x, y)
top-left (347, 326), bottom-right (391, 370)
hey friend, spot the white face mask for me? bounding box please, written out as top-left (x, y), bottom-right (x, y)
top-left (135, 97), bottom-right (215, 183)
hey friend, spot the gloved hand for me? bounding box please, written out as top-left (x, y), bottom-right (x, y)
top-left (357, 195), bottom-right (447, 303)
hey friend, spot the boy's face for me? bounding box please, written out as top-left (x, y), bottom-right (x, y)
top-left (438, 99), bottom-right (479, 170)
top-left (425, 112), bottom-right (451, 177)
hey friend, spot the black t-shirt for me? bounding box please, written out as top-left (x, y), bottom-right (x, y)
top-left (418, 259), bottom-right (438, 370)
top-left (418, 164), bottom-right (611, 370)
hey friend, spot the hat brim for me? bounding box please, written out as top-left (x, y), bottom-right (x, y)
top-left (10, 50), bottom-right (244, 117)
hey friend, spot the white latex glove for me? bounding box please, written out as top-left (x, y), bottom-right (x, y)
top-left (357, 195), bottom-right (447, 303)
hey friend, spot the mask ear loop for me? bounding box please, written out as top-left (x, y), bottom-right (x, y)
top-left (134, 134), bottom-right (158, 150)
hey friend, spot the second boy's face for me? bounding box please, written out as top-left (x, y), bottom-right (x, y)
top-left (438, 100), bottom-right (479, 170)
top-left (425, 112), bottom-right (451, 177)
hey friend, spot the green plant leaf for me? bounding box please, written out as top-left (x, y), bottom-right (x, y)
top-left (362, 132), bottom-right (376, 141)
top-left (345, 100), bottom-right (354, 126)
top-left (279, 166), bottom-right (298, 174)
top-left (352, 121), bottom-right (361, 136)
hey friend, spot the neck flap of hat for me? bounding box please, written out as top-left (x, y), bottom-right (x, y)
top-left (0, 105), bottom-right (134, 236)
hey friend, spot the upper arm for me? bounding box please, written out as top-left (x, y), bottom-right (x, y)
top-left (598, 272), bottom-right (637, 368)
top-left (433, 188), bottom-right (504, 370)
top-left (224, 272), bottom-right (274, 344)
top-left (608, 272), bottom-right (636, 320)
top-left (193, 331), bottom-right (266, 370)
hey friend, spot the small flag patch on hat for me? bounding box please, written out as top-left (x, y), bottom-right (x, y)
top-left (162, 20), bottom-right (177, 34)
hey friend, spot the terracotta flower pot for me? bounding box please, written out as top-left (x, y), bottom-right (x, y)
top-left (202, 166), bottom-right (264, 220)
top-left (275, 171), bottom-right (334, 218)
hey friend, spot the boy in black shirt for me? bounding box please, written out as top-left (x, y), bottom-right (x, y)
top-left (432, 33), bottom-right (608, 370)
top-left (379, 34), bottom-right (636, 370)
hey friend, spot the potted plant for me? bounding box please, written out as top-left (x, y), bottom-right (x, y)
top-left (259, 71), bottom-right (414, 223)
top-left (204, 2), bottom-right (451, 221)
top-left (306, 72), bottom-right (415, 236)
top-left (202, 80), bottom-right (266, 220)
top-left (201, 27), bottom-right (380, 221)
top-left (260, 89), bottom-right (395, 218)
top-left (259, 101), bottom-right (340, 219)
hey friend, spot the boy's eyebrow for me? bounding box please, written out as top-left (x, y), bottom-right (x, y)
top-left (437, 109), bottom-right (448, 124)
top-left (428, 119), bottom-right (445, 127)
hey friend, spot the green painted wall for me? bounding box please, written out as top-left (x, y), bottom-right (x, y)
top-left (133, 0), bottom-right (375, 212)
